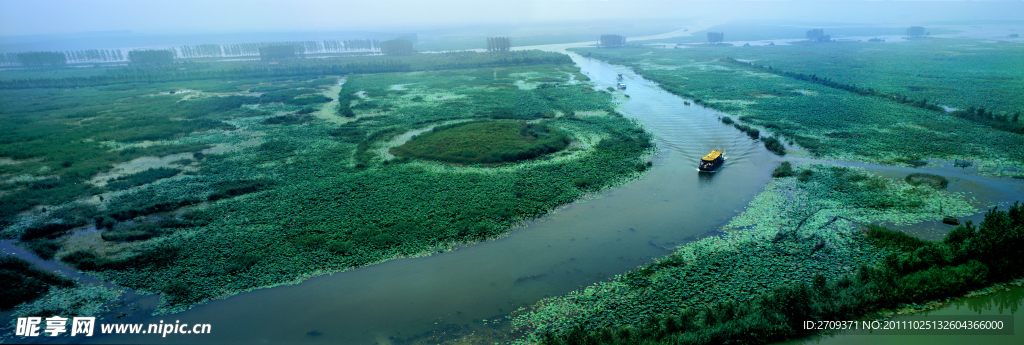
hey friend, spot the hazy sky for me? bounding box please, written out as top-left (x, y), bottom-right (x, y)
top-left (1, 0), bottom-right (1021, 37)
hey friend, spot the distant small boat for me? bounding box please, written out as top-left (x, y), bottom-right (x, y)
top-left (699, 150), bottom-right (724, 172)
top-left (617, 73), bottom-right (623, 81)
top-left (943, 216), bottom-right (960, 225)
top-left (617, 82), bottom-right (626, 90)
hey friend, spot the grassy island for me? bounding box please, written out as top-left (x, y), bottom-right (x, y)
top-left (391, 121), bottom-right (570, 165)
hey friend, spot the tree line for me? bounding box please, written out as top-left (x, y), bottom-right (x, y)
top-left (487, 37), bottom-right (511, 52)
top-left (128, 50), bottom-right (174, 65)
top-left (11, 52), bottom-right (67, 67)
top-left (380, 40), bottom-right (414, 56)
top-left (599, 35), bottom-right (626, 47)
top-left (1, 49), bottom-right (127, 66)
top-left (259, 45), bottom-right (298, 60)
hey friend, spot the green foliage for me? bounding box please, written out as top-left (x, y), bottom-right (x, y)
top-left (2, 55), bottom-right (652, 314)
top-left (207, 179), bottom-right (275, 202)
top-left (380, 39), bottom-right (415, 56)
top-left (105, 167), bottom-right (181, 191)
top-left (1, 255), bottom-right (76, 310)
top-left (732, 123), bottom-right (759, 139)
top-left (599, 35), bottom-right (626, 47)
top-left (128, 49), bottom-right (173, 64)
top-left (26, 239), bottom-right (61, 260)
top-left (20, 205), bottom-right (98, 241)
top-left (259, 45), bottom-right (297, 60)
top-left (706, 32), bottom-right (724, 44)
top-left (515, 163), bottom-right (977, 343)
top-left (763, 136), bottom-right (786, 156)
top-left (906, 26), bottom-right (927, 38)
top-left (530, 202), bottom-right (1022, 345)
top-left (865, 224), bottom-right (930, 252)
top-left (950, 107), bottom-right (1024, 134)
top-left (391, 121), bottom-right (570, 165)
top-left (771, 161), bottom-right (794, 178)
top-left (487, 37), bottom-right (511, 52)
top-left (719, 116), bottom-right (733, 125)
top-left (263, 114), bottom-right (315, 125)
top-left (16, 51), bottom-right (67, 68)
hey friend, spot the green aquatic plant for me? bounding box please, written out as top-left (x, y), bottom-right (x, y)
top-left (513, 163), bottom-right (977, 342)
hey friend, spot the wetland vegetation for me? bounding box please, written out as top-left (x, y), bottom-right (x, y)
top-left (510, 25), bottom-right (1023, 344)
top-left (2, 6), bottom-right (1023, 343)
top-left (1, 49), bottom-right (651, 313)
top-left (571, 37), bottom-right (1024, 175)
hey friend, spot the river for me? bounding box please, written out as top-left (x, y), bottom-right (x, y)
top-left (9, 35), bottom-right (777, 344)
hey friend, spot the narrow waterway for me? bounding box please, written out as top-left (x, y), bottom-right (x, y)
top-left (18, 40), bottom-right (778, 344)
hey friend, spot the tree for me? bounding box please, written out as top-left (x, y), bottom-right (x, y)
top-left (906, 26), bottom-right (927, 38)
top-left (599, 34), bottom-right (626, 47)
top-left (806, 28), bottom-right (831, 42)
top-left (128, 50), bottom-right (174, 64)
top-left (16, 51), bottom-right (67, 67)
top-left (487, 37), bottom-right (511, 52)
top-left (707, 32), bottom-right (724, 44)
top-left (380, 39), bottom-right (414, 56)
top-left (259, 45), bottom-right (297, 60)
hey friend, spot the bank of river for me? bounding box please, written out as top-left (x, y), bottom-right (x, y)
top-left (779, 285), bottom-right (1024, 345)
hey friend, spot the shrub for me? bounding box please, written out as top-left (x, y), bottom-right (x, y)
top-left (797, 169), bottom-right (814, 182)
top-left (1, 256), bottom-right (75, 310)
top-left (207, 179), bottom-right (275, 202)
top-left (763, 136), bottom-right (786, 156)
top-left (772, 161), bottom-right (794, 178)
top-left (26, 240), bottom-right (60, 260)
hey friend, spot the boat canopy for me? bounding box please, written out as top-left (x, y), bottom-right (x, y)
top-left (701, 150), bottom-right (723, 161)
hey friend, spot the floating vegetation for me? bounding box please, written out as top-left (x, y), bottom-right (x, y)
top-left (511, 163), bottom-right (976, 342)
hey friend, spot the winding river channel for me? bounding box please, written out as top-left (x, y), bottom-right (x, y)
top-left (11, 29), bottom-right (1024, 344)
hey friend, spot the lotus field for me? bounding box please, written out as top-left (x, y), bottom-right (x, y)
top-left (1, 54), bottom-right (652, 313)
